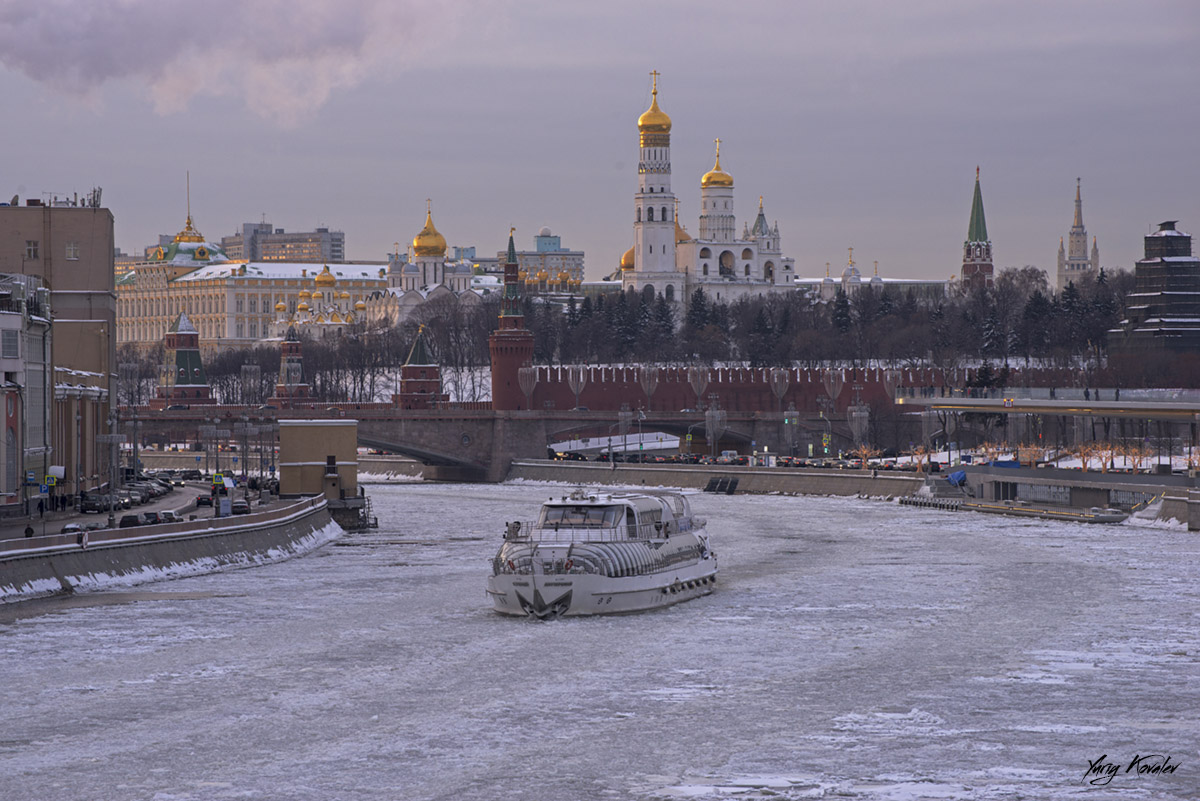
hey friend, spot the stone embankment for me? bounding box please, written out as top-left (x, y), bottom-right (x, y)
top-left (506, 459), bottom-right (923, 497)
top-left (0, 497), bottom-right (340, 603)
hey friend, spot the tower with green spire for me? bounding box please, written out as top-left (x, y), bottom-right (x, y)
top-left (489, 228), bottom-right (535, 410)
top-left (961, 167), bottom-right (994, 290)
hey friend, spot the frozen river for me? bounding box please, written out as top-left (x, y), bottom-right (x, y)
top-left (1, 482), bottom-right (1197, 800)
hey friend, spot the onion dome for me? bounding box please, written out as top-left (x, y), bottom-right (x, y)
top-left (535, 269), bottom-right (549, 281)
top-left (354, 300), bottom-right (366, 311)
top-left (315, 264), bottom-right (337, 287)
top-left (637, 73), bottom-right (671, 135)
top-left (274, 301), bottom-right (287, 312)
top-left (620, 246), bottom-right (635, 270)
top-left (701, 140), bottom-right (733, 188)
top-left (518, 270), bottom-right (528, 282)
top-left (297, 301), bottom-right (310, 312)
top-left (311, 290), bottom-right (323, 300)
top-left (298, 289), bottom-right (312, 300)
top-left (412, 205), bottom-right (447, 257)
top-left (557, 270), bottom-right (571, 282)
top-left (340, 291), bottom-right (351, 299)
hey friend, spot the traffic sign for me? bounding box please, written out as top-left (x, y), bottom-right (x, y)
top-left (686, 434), bottom-right (692, 442)
top-left (195, 455), bottom-right (202, 463)
top-left (45, 475), bottom-right (57, 486)
top-left (821, 433), bottom-right (831, 446)
top-left (39, 484), bottom-right (48, 495)
top-left (26, 470), bottom-right (35, 483)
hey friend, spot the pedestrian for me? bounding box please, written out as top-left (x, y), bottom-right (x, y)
top-left (1114, 388), bottom-right (1120, 401)
top-left (37, 499), bottom-right (43, 517)
top-left (24, 525), bottom-right (33, 538)
top-left (1084, 387), bottom-right (1090, 401)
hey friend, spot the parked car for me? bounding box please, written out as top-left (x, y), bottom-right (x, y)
top-left (230, 499), bottom-right (251, 515)
top-left (118, 514), bottom-right (141, 528)
top-left (141, 511), bottom-right (161, 525)
top-left (80, 494), bottom-right (110, 513)
top-left (196, 493), bottom-right (213, 507)
top-left (61, 523), bottom-right (85, 534)
top-left (158, 511), bottom-right (181, 523)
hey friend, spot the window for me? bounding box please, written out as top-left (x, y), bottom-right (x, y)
top-left (65, 241), bottom-right (79, 260)
top-left (637, 208), bottom-right (641, 222)
top-left (661, 207), bottom-right (668, 221)
top-left (647, 208), bottom-right (655, 222)
top-left (235, 297), bottom-right (244, 313)
top-left (1, 330), bottom-right (17, 359)
top-left (249, 298), bottom-right (257, 313)
top-left (25, 241), bottom-right (38, 259)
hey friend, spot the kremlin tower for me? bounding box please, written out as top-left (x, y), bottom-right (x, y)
top-left (961, 167), bottom-right (994, 290)
top-left (488, 229), bottom-right (534, 410)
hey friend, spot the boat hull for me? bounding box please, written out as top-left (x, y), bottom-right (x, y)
top-left (487, 558), bottom-right (718, 618)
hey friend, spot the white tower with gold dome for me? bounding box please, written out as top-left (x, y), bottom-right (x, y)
top-left (699, 139), bottom-right (735, 242)
top-left (631, 71), bottom-right (677, 278)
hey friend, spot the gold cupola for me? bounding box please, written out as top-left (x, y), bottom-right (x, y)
top-left (412, 202), bottom-right (447, 257)
top-left (701, 138), bottom-right (733, 188)
top-left (637, 71), bottom-right (671, 144)
top-left (315, 264), bottom-right (337, 287)
top-left (620, 246), bottom-right (635, 270)
top-left (274, 300), bottom-right (287, 312)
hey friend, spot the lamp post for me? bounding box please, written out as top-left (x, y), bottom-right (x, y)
top-left (96, 414), bottom-right (126, 530)
top-left (75, 407), bottom-right (82, 512)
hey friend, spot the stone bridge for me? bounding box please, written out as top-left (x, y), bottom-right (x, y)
top-left (125, 406), bottom-right (848, 482)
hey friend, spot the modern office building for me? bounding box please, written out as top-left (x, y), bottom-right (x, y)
top-left (496, 227), bottom-right (586, 285)
top-left (221, 222), bottom-right (345, 263)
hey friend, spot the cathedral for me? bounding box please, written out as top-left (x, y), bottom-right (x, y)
top-left (619, 72), bottom-right (795, 304)
top-left (1056, 178), bottom-right (1100, 291)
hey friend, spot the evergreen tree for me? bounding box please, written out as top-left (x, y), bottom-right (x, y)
top-left (832, 289), bottom-right (852, 334)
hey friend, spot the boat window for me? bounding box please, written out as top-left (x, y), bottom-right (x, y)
top-left (539, 505), bottom-right (622, 528)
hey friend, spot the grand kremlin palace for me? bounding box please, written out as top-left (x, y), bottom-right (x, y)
top-left (117, 214), bottom-right (386, 353)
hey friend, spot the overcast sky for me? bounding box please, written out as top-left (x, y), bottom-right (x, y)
top-left (3, 0), bottom-right (1197, 281)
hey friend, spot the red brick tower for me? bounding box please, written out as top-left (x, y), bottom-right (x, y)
top-left (961, 167), bottom-right (994, 290)
top-left (270, 325), bottom-right (310, 407)
top-left (397, 325), bottom-right (448, 409)
top-left (489, 229), bottom-right (535, 410)
top-left (151, 311), bottom-right (215, 408)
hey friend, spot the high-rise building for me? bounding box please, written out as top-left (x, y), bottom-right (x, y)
top-left (1056, 178), bottom-right (1100, 291)
top-left (221, 223), bottom-right (345, 263)
top-left (0, 274), bottom-right (52, 516)
top-left (961, 168), bottom-right (994, 290)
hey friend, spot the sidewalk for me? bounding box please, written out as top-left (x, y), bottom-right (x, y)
top-left (0, 483), bottom-right (210, 542)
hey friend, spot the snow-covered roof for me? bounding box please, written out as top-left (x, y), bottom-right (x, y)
top-left (173, 261), bottom-right (387, 283)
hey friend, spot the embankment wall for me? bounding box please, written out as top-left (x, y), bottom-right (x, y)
top-left (0, 497), bottom-right (340, 603)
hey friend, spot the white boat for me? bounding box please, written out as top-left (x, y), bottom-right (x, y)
top-left (487, 489), bottom-right (717, 618)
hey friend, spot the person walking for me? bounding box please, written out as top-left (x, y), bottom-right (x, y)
top-left (37, 499), bottom-right (43, 517)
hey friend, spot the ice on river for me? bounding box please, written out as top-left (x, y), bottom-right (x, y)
top-left (1, 483), bottom-right (1198, 800)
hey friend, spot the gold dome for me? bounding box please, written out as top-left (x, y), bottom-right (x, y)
top-left (675, 218), bottom-right (691, 244)
top-left (314, 264), bottom-right (337, 287)
top-left (297, 301), bottom-right (310, 312)
top-left (340, 291), bottom-right (351, 299)
top-left (412, 206), bottom-right (447, 257)
top-left (311, 290), bottom-right (323, 300)
top-left (557, 270), bottom-right (571, 282)
top-left (274, 301), bottom-right (287, 312)
top-left (535, 270), bottom-right (549, 281)
top-left (637, 72), bottom-right (671, 134)
top-left (620, 246), bottom-right (635, 270)
top-left (701, 140), bottom-right (733, 188)
top-left (298, 289), bottom-right (312, 300)
top-left (518, 270), bottom-right (528, 282)
top-left (354, 300), bottom-right (366, 311)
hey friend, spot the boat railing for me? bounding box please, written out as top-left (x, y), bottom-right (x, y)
top-left (502, 518), bottom-right (690, 543)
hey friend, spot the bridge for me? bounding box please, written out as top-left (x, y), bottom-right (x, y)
top-left (121, 406), bottom-right (840, 482)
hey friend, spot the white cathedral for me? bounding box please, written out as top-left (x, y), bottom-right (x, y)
top-left (619, 72), bottom-right (795, 303)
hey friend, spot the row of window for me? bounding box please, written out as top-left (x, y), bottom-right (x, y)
top-left (22, 241), bottom-right (79, 260)
top-left (637, 207), bottom-right (672, 222)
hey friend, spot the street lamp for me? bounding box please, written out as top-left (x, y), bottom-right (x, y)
top-left (96, 414), bottom-right (126, 530)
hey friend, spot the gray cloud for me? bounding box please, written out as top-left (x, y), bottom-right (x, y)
top-left (0, 0), bottom-right (464, 123)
